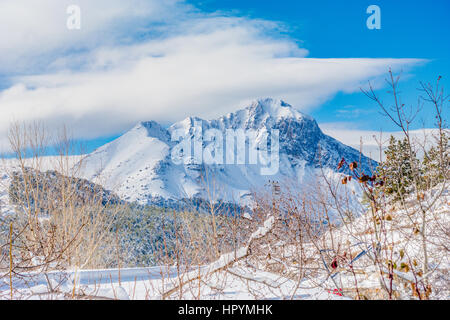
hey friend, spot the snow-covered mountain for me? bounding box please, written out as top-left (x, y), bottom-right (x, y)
top-left (80, 98), bottom-right (376, 206)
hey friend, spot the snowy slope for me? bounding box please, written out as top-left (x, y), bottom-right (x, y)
top-left (0, 156), bottom-right (84, 216)
top-left (2, 186), bottom-right (447, 300)
top-left (80, 98), bottom-right (376, 206)
top-left (0, 211), bottom-right (348, 300)
top-left (0, 265), bottom-right (348, 300)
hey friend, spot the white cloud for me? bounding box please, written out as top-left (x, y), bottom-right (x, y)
top-left (0, 0), bottom-right (188, 73)
top-left (0, 0), bottom-right (425, 152)
top-left (320, 123), bottom-right (440, 161)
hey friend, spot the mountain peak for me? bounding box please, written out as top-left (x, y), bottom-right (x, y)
top-left (245, 98), bottom-right (312, 122)
top-left (217, 98), bottom-right (313, 130)
top-left (82, 98), bottom-right (376, 206)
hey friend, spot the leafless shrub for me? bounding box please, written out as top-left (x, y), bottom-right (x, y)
top-left (0, 122), bottom-right (122, 299)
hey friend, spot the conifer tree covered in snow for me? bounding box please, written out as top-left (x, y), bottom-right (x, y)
top-left (422, 131), bottom-right (449, 188)
top-left (378, 131), bottom-right (449, 202)
top-left (377, 135), bottom-right (419, 200)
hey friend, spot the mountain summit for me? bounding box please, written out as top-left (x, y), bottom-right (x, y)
top-left (80, 98), bottom-right (376, 205)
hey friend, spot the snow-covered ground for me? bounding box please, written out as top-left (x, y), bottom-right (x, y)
top-left (0, 213), bottom-right (347, 300)
top-left (248, 185), bottom-right (450, 300)
top-left (0, 266), bottom-right (350, 300)
top-left (2, 185), bottom-right (447, 300)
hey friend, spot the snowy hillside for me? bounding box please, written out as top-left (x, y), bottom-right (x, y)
top-left (80, 98), bottom-right (376, 206)
top-left (3, 186), bottom-right (446, 300)
top-left (0, 156), bottom-right (84, 216)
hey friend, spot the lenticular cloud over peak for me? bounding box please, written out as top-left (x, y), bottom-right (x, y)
top-left (0, 0), bottom-right (424, 151)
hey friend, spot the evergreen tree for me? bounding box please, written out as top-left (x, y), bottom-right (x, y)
top-left (422, 131), bottom-right (449, 188)
top-left (378, 135), bottom-right (418, 200)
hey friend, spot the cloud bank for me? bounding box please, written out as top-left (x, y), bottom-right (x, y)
top-left (0, 0), bottom-right (424, 151)
top-left (320, 123), bottom-right (439, 161)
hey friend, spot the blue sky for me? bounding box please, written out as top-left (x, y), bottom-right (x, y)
top-left (0, 0), bottom-right (448, 154)
top-left (190, 0), bottom-right (449, 130)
